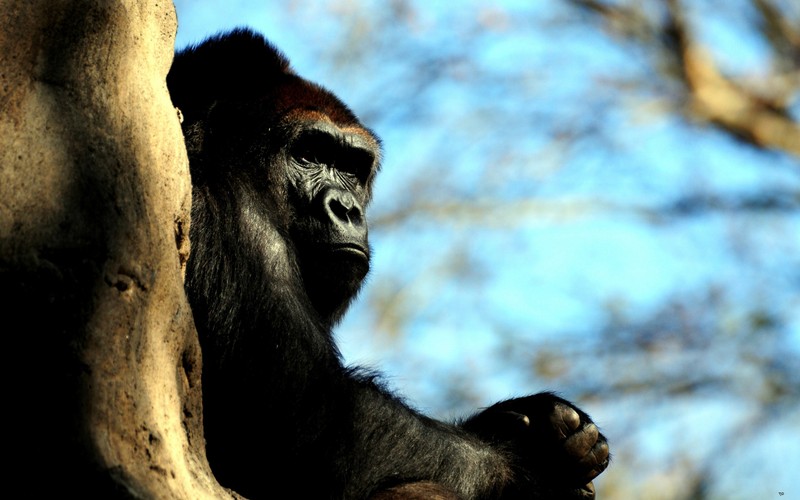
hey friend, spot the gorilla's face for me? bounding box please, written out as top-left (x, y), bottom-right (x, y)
top-left (280, 111), bottom-right (380, 323)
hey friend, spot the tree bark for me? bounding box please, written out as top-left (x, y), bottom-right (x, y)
top-left (0, 1), bottom-right (230, 497)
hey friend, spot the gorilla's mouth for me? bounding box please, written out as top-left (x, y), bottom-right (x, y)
top-left (331, 243), bottom-right (369, 262)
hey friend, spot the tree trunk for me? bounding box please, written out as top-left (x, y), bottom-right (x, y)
top-left (0, 1), bottom-right (230, 497)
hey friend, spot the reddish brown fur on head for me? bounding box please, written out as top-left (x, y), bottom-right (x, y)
top-left (168, 28), bottom-right (363, 130)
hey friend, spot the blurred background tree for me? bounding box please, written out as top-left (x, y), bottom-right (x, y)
top-left (174, 1), bottom-right (800, 498)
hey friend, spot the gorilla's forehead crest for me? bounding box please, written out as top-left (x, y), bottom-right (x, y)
top-left (169, 27), bottom-right (361, 128)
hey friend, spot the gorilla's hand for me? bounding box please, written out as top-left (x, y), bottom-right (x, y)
top-left (462, 392), bottom-right (609, 499)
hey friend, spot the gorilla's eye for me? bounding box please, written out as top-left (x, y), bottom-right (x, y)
top-left (290, 131), bottom-right (336, 167)
top-left (337, 148), bottom-right (374, 183)
top-left (290, 130), bottom-right (373, 183)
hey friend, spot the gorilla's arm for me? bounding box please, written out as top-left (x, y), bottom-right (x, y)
top-left (186, 185), bottom-right (502, 497)
top-left (187, 185), bottom-right (605, 499)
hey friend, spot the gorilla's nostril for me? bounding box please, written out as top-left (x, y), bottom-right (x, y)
top-left (329, 198), bottom-right (349, 219)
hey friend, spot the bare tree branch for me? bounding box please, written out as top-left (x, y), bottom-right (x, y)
top-left (666, 0), bottom-right (800, 155)
top-left (569, 0), bottom-right (800, 157)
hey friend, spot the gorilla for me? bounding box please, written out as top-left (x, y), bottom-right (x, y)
top-left (167, 29), bottom-right (609, 499)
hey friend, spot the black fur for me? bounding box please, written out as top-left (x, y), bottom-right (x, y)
top-left (167, 28), bottom-right (609, 499)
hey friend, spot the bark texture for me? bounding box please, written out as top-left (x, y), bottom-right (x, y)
top-left (0, 1), bottom-right (230, 497)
